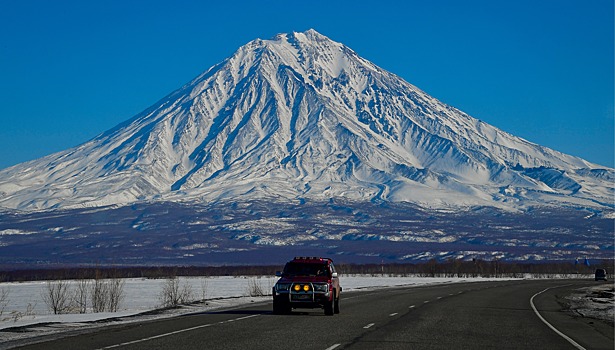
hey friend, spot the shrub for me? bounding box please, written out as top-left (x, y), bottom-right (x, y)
top-left (41, 280), bottom-right (71, 315)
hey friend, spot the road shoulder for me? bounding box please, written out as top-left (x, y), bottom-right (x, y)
top-left (534, 281), bottom-right (614, 350)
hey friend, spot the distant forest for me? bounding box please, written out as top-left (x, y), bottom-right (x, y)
top-left (1, 259), bottom-right (612, 282)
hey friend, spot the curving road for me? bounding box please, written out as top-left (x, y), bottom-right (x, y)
top-left (8, 279), bottom-right (614, 350)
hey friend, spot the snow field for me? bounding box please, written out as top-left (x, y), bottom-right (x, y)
top-left (565, 284), bottom-right (615, 323)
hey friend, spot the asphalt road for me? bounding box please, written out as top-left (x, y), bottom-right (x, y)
top-left (9, 279), bottom-right (614, 350)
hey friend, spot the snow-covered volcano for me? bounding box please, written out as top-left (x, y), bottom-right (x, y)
top-left (0, 29), bottom-right (612, 211)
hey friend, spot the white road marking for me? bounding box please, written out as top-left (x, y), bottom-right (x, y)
top-left (389, 312), bottom-right (398, 316)
top-left (324, 344), bottom-right (341, 350)
top-left (530, 285), bottom-right (586, 350)
top-left (96, 314), bottom-right (259, 349)
top-left (409, 305), bottom-right (415, 309)
top-left (423, 300), bottom-right (430, 304)
top-left (364, 323), bottom-right (375, 329)
top-left (344, 291), bottom-right (380, 300)
top-left (437, 296), bottom-right (443, 299)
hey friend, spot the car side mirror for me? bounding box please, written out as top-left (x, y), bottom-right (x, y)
top-left (275, 271), bottom-right (282, 277)
top-left (332, 272), bottom-right (338, 278)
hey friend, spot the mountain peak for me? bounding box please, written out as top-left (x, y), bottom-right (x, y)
top-left (298, 28), bottom-right (329, 41)
top-left (0, 30), bottom-right (611, 211)
top-left (260, 29), bottom-right (361, 82)
top-left (268, 29), bottom-right (332, 46)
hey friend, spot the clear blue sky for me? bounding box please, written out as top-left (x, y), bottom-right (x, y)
top-left (0, 0), bottom-right (613, 169)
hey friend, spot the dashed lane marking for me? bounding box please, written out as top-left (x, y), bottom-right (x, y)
top-left (324, 344), bottom-right (341, 350)
top-left (364, 323), bottom-right (375, 329)
top-left (389, 313), bottom-right (398, 316)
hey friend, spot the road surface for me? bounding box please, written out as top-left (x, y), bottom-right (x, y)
top-left (8, 279), bottom-right (614, 350)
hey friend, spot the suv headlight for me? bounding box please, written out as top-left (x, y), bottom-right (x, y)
top-left (313, 283), bottom-right (329, 292)
top-left (275, 283), bottom-right (291, 292)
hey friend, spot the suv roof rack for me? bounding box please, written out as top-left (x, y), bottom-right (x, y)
top-left (293, 256), bottom-right (332, 261)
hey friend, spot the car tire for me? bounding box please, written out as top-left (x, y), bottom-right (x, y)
top-left (334, 294), bottom-right (340, 314)
top-left (324, 296), bottom-right (334, 316)
top-left (273, 300), bottom-right (290, 315)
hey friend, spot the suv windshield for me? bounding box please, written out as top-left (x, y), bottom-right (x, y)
top-left (283, 262), bottom-right (329, 277)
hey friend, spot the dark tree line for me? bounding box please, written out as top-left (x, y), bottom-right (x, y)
top-left (336, 258), bottom-right (613, 278)
top-left (0, 259), bottom-right (612, 282)
top-left (0, 265), bottom-right (279, 282)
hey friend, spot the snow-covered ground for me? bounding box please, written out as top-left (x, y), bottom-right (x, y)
top-left (0, 275), bottom-right (609, 347)
top-left (565, 283), bottom-right (614, 324)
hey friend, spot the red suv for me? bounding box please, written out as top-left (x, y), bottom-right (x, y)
top-left (272, 257), bottom-right (342, 315)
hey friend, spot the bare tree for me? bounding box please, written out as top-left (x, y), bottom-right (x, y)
top-left (245, 277), bottom-right (266, 297)
top-left (73, 279), bottom-right (90, 314)
top-left (159, 277), bottom-right (180, 308)
top-left (107, 277), bottom-right (125, 312)
top-left (0, 287), bottom-right (9, 316)
top-left (91, 277), bottom-right (108, 313)
top-left (159, 277), bottom-right (193, 308)
top-left (200, 278), bottom-right (209, 301)
top-left (12, 302), bottom-right (36, 323)
top-left (41, 280), bottom-right (71, 314)
top-left (89, 269), bottom-right (126, 313)
top-left (180, 281), bottom-right (194, 304)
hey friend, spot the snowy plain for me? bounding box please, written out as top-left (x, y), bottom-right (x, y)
top-left (0, 275), bottom-right (611, 347)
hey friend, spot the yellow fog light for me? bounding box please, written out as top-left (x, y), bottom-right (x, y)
top-left (294, 284), bottom-right (301, 291)
top-left (303, 284), bottom-right (310, 292)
